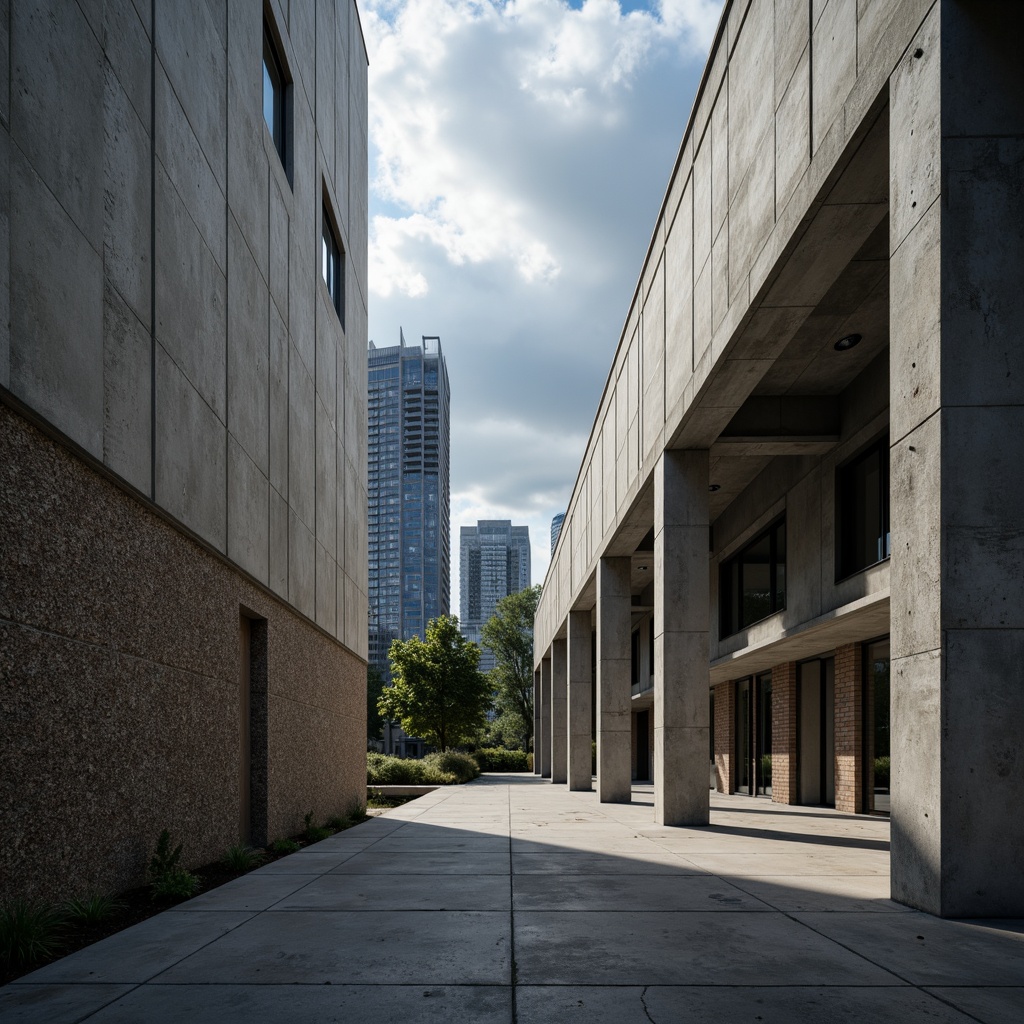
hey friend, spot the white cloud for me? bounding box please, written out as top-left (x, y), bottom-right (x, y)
top-left (362, 0), bottom-right (723, 611)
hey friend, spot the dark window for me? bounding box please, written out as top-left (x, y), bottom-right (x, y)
top-left (263, 24), bottom-right (288, 169)
top-left (720, 518), bottom-right (786, 638)
top-left (322, 203), bottom-right (344, 323)
top-left (836, 436), bottom-right (890, 580)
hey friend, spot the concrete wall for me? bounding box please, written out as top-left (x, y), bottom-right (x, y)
top-left (0, 0), bottom-right (369, 653)
top-left (536, 0), bottom-right (929, 650)
top-left (0, 0), bottom-right (369, 902)
top-left (887, 1), bottom-right (1024, 916)
top-left (0, 406), bottom-right (366, 902)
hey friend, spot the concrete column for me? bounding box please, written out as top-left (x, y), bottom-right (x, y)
top-left (533, 668), bottom-right (541, 775)
top-left (567, 609), bottom-right (593, 791)
top-left (539, 656), bottom-right (552, 779)
top-left (550, 638), bottom-right (567, 784)
top-left (653, 449), bottom-right (709, 826)
top-left (597, 556), bottom-right (632, 803)
top-left (889, 3), bottom-right (1024, 915)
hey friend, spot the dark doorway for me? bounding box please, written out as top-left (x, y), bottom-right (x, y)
top-left (635, 710), bottom-right (651, 781)
top-left (736, 678), bottom-right (753, 795)
top-left (240, 612), bottom-right (269, 846)
top-left (798, 657), bottom-right (835, 806)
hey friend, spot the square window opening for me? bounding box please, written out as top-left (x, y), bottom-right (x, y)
top-left (719, 517), bottom-right (786, 639)
top-left (835, 435), bottom-right (890, 581)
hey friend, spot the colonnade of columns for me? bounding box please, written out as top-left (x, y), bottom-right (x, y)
top-left (535, 450), bottom-right (710, 826)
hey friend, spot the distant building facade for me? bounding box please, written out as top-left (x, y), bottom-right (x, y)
top-left (368, 332), bottom-right (451, 677)
top-left (550, 512), bottom-right (565, 554)
top-left (461, 521), bottom-right (531, 672)
top-left (0, 1), bottom-right (369, 904)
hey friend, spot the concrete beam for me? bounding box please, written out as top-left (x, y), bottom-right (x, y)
top-left (719, 394), bottom-right (841, 440)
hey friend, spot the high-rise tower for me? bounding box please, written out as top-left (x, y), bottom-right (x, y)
top-left (460, 521), bottom-right (531, 673)
top-left (368, 331), bottom-right (451, 676)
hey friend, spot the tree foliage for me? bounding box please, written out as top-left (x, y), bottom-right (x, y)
top-left (480, 585), bottom-right (542, 749)
top-left (378, 615), bottom-right (492, 750)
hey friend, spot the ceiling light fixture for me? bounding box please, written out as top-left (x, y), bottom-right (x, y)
top-left (637, 565), bottom-right (648, 572)
top-left (709, 484), bottom-right (721, 492)
top-left (834, 333), bottom-right (862, 352)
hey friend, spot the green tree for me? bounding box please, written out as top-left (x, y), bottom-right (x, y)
top-left (481, 585), bottom-right (542, 749)
top-left (367, 664), bottom-right (386, 742)
top-left (378, 615), bottom-right (492, 750)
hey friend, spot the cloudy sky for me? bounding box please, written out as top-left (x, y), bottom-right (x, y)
top-left (361, 0), bottom-right (724, 610)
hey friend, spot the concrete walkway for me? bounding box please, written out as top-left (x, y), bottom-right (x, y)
top-left (3, 775), bottom-right (1023, 1022)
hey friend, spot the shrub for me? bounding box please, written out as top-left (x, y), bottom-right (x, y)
top-left (0, 900), bottom-right (66, 969)
top-left (149, 829), bottom-right (184, 879)
top-left (64, 893), bottom-right (124, 926)
top-left (148, 830), bottom-right (200, 903)
top-left (473, 747), bottom-right (530, 772)
top-left (423, 750), bottom-right (479, 784)
top-left (221, 845), bottom-right (265, 873)
top-left (874, 756), bottom-right (891, 788)
top-left (527, 752), bottom-right (534, 772)
top-left (150, 869), bottom-right (200, 902)
top-left (303, 811), bottom-right (334, 843)
top-left (326, 800), bottom-right (367, 832)
top-left (271, 838), bottom-right (300, 855)
top-left (759, 754), bottom-right (773, 783)
top-left (367, 752), bottom-right (427, 785)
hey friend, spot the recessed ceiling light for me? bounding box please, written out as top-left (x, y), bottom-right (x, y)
top-left (834, 333), bottom-right (862, 352)
top-left (709, 483), bottom-right (721, 492)
top-left (637, 565), bottom-right (648, 572)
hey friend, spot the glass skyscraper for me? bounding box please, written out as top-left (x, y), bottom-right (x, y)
top-left (368, 331), bottom-right (450, 677)
top-left (460, 521), bottom-right (531, 673)
top-left (550, 512), bottom-right (565, 554)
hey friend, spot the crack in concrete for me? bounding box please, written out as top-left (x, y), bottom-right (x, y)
top-left (640, 985), bottom-right (657, 1024)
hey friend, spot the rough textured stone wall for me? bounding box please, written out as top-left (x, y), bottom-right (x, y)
top-left (834, 643), bottom-right (863, 814)
top-left (713, 682), bottom-right (734, 793)
top-left (0, 405), bottom-right (365, 903)
top-left (770, 662), bottom-right (798, 804)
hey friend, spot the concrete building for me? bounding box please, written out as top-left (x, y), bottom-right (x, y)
top-left (460, 521), bottom-right (531, 672)
top-left (0, 1), bottom-right (369, 903)
top-left (367, 332), bottom-right (451, 676)
top-left (533, 0), bottom-right (1024, 917)
top-left (550, 512), bottom-right (565, 554)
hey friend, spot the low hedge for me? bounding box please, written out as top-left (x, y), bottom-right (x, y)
top-left (473, 747), bottom-right (531, 772)
top-left (367, 753), bottom-right (427, 785)
top-left (366, 751), bottom-right (480, 786)
top-left (423, 750), bottom-right (480, 783)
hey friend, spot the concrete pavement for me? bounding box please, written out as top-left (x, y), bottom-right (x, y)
top-left (2, 774), bottom-right (1023, 1022)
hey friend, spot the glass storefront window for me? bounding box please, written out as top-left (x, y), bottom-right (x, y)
top-left (756, 673), bottom-right (772, 796)
top-left (863, 637), bottom-right (891, 814)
